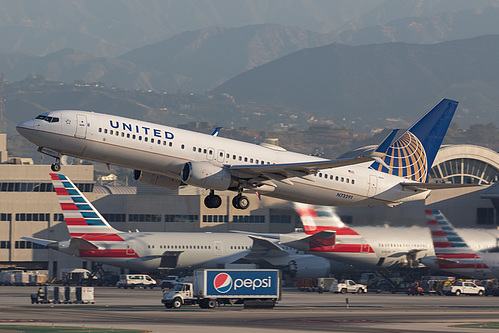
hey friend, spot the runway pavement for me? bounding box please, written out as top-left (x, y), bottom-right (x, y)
top-left (1, 286), bottom-right (498, 333)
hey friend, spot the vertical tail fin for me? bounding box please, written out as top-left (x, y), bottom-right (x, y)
top-left (425, 209), bottom-right (489, 275)
top-left (370, 99), bottom-right (458, 182)
top-left (50, 173), bottom-right (120, 239)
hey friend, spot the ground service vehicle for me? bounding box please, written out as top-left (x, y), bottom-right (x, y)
top-left (160, 276), bottom-right (182, 289)
top-left (330, 280), bottom-right (367, 294)
top-left (116, 274), bottom-right (156, 289)
top-left (443, 281), bottom-right (485, 296)
top-left (162, 269), bottom-right (280, 309)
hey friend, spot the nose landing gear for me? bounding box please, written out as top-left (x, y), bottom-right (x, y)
top-left (51, 161), bottom-right (61, 172)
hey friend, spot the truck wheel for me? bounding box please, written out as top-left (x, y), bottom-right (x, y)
top-left (341, 288), bottom-right (347, 294)
top-left (164, 303), bottom-right (173, 309)
top-left (172, 298), bottom-right (182, 309)
top-left (207, 299), bottom-right (218, 309)
top-left (455, 290), bottom-right (461, 296)
top-left (130, 285), bottom-right (135, 289)
top-left (150, 285), bottom-right (154, 289)
top-left (357, 288), bottom-right (363, 294)
top-left (478, 290), bottom-right (484, 296)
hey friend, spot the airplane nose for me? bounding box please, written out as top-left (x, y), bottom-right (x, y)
top-left (16, 119), bottom-right (34, 135)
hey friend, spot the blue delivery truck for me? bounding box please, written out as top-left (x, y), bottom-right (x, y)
top-left (161, 269), bottom-right (281, 309)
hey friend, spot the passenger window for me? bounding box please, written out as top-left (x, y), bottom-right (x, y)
top-left (193, 147), bottom-right (196, 152)
top-left (346, 178), bottom-right (349, 183)
top-left (335, 176), bottom-right (339, 181)
top-left (132, 134), bottom-right (136, 139)
top-left (244, 157), bottom-right (248, 162)
top-left (330, 175), bottom-right (333, 180)
top-left (352, 179), bottom-right (355, 184)
top-left (110, 130), bottom-right (113, 135)
top-left (169, 142), bottom-right (172, 147)
top-left (104, 129), bottom-right (108, 134)
top-left (181, 144), bottom-right (185, 149)
top-left (99, 128), bottom-right (102, 133)
top-left (151, 138), bottom-right (154, 143)
top-left (199, 148), bottom-right (202, 153)
top-left (144, 137), bottom-right (148, 142)
top-left (121, 132), bottom-right (125, 137)
top-left (139, 136), bottom-right (142, 141)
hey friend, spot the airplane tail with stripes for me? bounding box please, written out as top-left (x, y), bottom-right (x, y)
top-left (425, 209), bottom-right (491, 277)
top-left (49, 173), bottom-right (138, 260)
top-left (50, 173), bottom-right (120, 237)
top-left (370, 99), bottom-right (458, 182)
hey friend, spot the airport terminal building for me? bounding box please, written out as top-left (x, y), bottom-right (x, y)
top-left (1, 133), bottom-right (499, 278)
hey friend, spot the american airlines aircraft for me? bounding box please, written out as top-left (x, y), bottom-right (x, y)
top-left (16, 99), bottom-right (465, 210)
top-left (276, 204), bottom-right (499, 271)
top-left (22, 173), bottom-right (344, 278)
top-left (421, 209), bottom-right (499, 279)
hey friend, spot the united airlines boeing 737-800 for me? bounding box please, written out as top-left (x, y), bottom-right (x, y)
top-left (16, 99), bottom-right (463, 210)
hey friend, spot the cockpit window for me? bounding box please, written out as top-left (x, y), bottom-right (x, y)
top-left (35, 115), bottom-right (59, 123)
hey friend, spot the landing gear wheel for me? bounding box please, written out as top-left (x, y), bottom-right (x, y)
top-left (51, 163), bottom-right (61, 172)
top-left (204, 194), bottom-right (222, 209)
top-left (232, 195), bottom-right (249, 210)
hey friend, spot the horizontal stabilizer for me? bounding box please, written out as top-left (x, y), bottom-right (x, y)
top-left (401, 183), bottom-right (483, 191)
top-left (21, 236), bottom-right (57, 247)
top-left (69, 237), bottom-right (100, 251)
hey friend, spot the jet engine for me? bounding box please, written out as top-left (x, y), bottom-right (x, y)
top-left (132, 170), bottom-right (181, 190)
top-left (282, 255), bottom-right (331, 279)
top-left (181, 161), bottom-right (237, 190)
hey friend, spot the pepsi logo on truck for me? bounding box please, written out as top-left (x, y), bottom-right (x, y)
top-left (207, 270), bottom-right (279, 296)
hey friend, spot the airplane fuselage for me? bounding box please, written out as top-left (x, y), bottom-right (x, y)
top-left (302, 226), bottom-right (499, 270)
top-left (17, 110), bottom-right (429, 208)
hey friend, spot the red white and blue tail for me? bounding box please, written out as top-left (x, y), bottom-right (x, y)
top-left (293, 203), bottom-right (374, 254)
top-left (51, 173), bottom-right (119, 237)
top-left (425, 209), bottom-right (490, 276)
top-left (50, 173), bottom-right (137, 260)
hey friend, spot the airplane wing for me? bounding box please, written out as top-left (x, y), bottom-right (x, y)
top-left (281, 230), bottom-right (336, 251)
top-left (243, 236), bottom-right (291, 261)
top-left (228, 155), bottom-right (374, 185)
top-left (227, 130), bottom-right (398, 186)
top-left (21, 236), bottom-right (57, 247)
top-left (400, 183), bottom-right (483, 191)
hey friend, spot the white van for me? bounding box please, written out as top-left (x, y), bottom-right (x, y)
top-left (116, 274), bottom-right (157, 289)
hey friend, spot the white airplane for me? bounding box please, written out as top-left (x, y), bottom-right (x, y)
top-left (421, 209), bottom-right (499, 279)
top-left (276, 204), bottom-right (499, 271)
top-left (22, 173), bottom-right (346, 279)
top-left (16, 99), bottom-right (466, 210)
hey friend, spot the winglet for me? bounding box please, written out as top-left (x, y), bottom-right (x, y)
top-left (211, 127), bottom-right (223, 136)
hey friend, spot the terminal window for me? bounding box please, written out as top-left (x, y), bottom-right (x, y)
top-left (15, 213), bottom-right (50, 222)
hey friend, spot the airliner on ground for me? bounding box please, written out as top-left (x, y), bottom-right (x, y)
top-left (421, 209), bottom-right (499, 279)
top-left (276, 204), bottom-right (499, 271)
top-left (22, 173), bottom-right (346, 278)
top-left (16, 99), bottom-right (467, 210)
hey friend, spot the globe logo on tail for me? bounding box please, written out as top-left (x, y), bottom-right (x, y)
top-left (372, 131), bottom-right (428, 182)
top-left (213, 273), bottom-right (233, 293)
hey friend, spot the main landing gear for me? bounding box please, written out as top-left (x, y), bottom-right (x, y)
top-left (204, 190), bottom-right (222, 209)
top-left (203, 191), bottom-right (250, 210)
